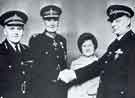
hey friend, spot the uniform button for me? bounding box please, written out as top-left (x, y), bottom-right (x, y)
top-left (120, 91), bottom-right (124, 95)
top-left (21, 61), bottom-right (24, 66)
top-left (101, 70), bottom-right (104, 74)
top-left (109, 51), bottom-right (112, 55)
top-left (8, 65), bottom-right (12, 69)
top-left (56, 56), bottom-right (59, 59)
top-left (105, 61), bottom-right (108, 64)
top-left (22, 71), bottom-right (26, 75)
top-left (45, 51), bottom-right (48, 55)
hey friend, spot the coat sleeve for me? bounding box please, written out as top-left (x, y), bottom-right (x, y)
top-left (0, 46), bottom-right (9, 95)
top-left (28, 35), bottom-right (41, 60)
top-left (74, 51), bottom-right (108, 84)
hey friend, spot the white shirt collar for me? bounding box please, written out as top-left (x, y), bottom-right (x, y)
top-left (7, 40), bottom-right (21, 52)
top-left (116, 34), bottom-right (124, 40)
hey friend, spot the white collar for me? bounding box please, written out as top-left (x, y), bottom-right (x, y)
top-left (116, 34), bottom-right (124, 40)
top-left (7, 40), bottom-right (21, 52)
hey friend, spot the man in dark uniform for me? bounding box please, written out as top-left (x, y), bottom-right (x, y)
top-left (59, 1), bottom-right (135, 98)
top-left (0, 10), bottom-right (32, 98)
top-left (29, 4), bottom-right (67, 98)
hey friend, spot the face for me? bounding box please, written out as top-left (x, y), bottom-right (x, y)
top-left (4, 25), bottom-right (23, 43)
top-left (111, 16), bottom-right (131, 36)
top-left (81, 40), bottom-right (95, 57)
top-left (44, 18), bottom-right (59, 32)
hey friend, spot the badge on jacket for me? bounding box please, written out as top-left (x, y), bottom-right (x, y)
top-left (114, 48), bottom-right (123, 60)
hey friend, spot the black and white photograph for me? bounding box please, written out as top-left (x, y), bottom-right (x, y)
top-left (0, 0), bottom-right (134, 98)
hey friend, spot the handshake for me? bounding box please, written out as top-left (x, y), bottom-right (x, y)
top-left (57, 69), bottom-right (77, 83)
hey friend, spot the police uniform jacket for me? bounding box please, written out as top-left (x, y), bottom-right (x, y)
top-left (29, 31), bottom-right (67, 98)
top-left (75, 30), bottom-right (135, 98)
top-left (0, 39), bottom-right (31, 98)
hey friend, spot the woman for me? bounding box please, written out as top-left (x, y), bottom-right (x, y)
top-left (68, 32), bottom-right (100, 98)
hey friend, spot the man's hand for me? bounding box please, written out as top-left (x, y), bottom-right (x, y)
top-left (57, 69), bottom-right (76, 83)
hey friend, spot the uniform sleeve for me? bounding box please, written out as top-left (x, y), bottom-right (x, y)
top-left (28, 36), bottom-right (40, 60)
top-left (60, 38), bottom-right (68, 70)
top-left (64, 38), bottom-right (67, 56)
top-left (0, 47), bottom-right (9, 95)
top-left (75, 52), bottom-right (108, 84)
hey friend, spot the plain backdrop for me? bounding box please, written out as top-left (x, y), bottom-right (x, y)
top-left (0, 0), bottom-right (135, 64)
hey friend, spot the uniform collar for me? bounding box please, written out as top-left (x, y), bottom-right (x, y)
top-left (116, 34), bottom-right (124, 41)
top-left (44, 30), bottom-right (56, 39)
top-left (120, 30), bottom-right (134, 40)
top-left (116, 30), bottom-right (134, 41)
top-left (4, 39), bottom-right (21, 52)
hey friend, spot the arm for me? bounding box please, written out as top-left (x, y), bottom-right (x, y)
top-left (75, 60), bottom-right (102, 84)
top-left (58, 51), bottom-right (108, 84)
top-left (75, 51), bottom-right (109, 84)
top-left (0, 52), bottom-right (7, 95)
top-left (60, 38), bottom-right (67, 70)
top-left (28, 35), bottom-right (41, 60)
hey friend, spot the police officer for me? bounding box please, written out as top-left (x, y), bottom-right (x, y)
top-left (0, 10), bottom-right (32, 98)
top-left (29, 4), bottom-right (67, 98)
top-left (59, 0), bottom-right (135, 98)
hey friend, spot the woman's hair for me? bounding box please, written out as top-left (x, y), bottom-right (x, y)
top-left (77, 32), bottom-right (98, 53)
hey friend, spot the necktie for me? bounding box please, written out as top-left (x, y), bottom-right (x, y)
top-left (15, 44), bottom-right (20, 54)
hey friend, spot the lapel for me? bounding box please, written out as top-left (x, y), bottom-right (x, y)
top-left (118, 30), bottom-right (135, 45)
top-left (2, 39), bottom-right (24, 55)
top-left (2, 40), bottom-right (21, 66)
top-left (108, 30), bottom-right (134, 51)
top-left (2, 39), bottom-right (16, 55)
